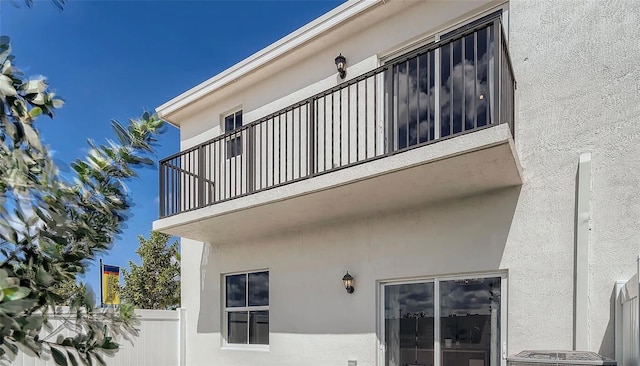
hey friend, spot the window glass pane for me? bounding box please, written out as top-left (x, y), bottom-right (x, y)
top-left (440, 277), bottom-right (501, 366)
top-left (226, 137), bottom-right (243, 159)
top-left (428, 51), bottom-right (435, 141)
top-left (249, 311), bottom-right (269, 345)
top-left (385, 282), bottom-right (434, 366)
top-left (452, 38), bottom-right (463, 134)
top-left (476, 27), bottom-right (489, 127)
top-left (235, 111), bottom-right (243, 129)
top-left (225, 114), bottom-right (235, 132)
top-left (226, 274), bottom-right (246, 307)
top-left (227, 311), bottom-right (248, 344)
top-left (248, 271), bottom-right (269, 306)
top-left (464, 34), bottom-right (476, 131)
top-left (235, 137), bottom-right (243, 157)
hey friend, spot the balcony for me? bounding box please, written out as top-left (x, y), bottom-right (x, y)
top-left (155, 20), bottom-right (521, 242)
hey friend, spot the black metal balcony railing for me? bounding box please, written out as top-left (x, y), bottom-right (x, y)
top-left (159, 19), bottom-right (516, 218)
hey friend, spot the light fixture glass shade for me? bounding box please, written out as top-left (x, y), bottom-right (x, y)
top-left (335, 54), bottom-right (347, 79)
top-left (342, 272), bottom-right (354, 293)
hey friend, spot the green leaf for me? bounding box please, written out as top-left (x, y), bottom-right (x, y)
top-left (22, 122), bottom-right (44, 151)
top-left (67, 351), bottom-right (79, 366)
top-left (51, 346), bottom-right (67, 366)
top-left (51, 98), bottom-right (65, 108)
top-left (0, 298), bottom-right (37, 314)
top-left (29, 107), bottom-right (42, 118)
top-left (0, 74), bottom-right (17, 99)
top-left (3, 286), bottom-right (30, 301)
top-left (0, 35), bottom-right (10, 65)
top-left (36, 266), bottom-right (54, 286)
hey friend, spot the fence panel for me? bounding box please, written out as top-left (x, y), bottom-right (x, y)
top-left (12, 309), bottom-right (181, 366)
top-left (618, 257), bottom-right (640, 366)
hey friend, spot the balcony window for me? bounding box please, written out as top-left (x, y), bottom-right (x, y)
top-left (392, 16), bottom-right (499, 150)
top-left (225, 110), bottom-right (243, 158)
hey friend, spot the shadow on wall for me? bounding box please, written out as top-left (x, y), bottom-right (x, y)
top-left (196, 242), bottom-right (219, 334)
top-left (195, 185), bottom-right (521, 335)
top-left (598, 286), bottom-right (617, 358)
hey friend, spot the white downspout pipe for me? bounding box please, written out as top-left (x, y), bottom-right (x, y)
top-left (575, 152), bottom-right (592, 350)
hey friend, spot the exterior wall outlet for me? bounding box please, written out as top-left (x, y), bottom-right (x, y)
top-left (348, 361), bottom-right (357, 366)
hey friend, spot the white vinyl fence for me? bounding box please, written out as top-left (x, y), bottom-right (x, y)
top-left (13, 308), bottom-right (185, 366)
top-left (617, 256), bottom-right (640, 366)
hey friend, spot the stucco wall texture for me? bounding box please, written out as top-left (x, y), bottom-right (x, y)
top-left (508, 0), bottom-right (640, 355)
top-left (174, 0), bottom-right (640, 365)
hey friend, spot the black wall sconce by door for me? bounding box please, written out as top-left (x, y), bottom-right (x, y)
top-left (342, 271), bottom-right (354, 294)
top-left (335, 53), bottom-right (347, 79)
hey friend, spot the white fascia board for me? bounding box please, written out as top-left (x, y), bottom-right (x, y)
top-left (155, 0), bottom-right (382, 123)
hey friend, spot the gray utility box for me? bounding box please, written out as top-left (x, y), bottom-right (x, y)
top-left (508, 351), bottom-right (617, 366)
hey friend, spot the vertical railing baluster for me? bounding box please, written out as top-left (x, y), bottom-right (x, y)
top-left (309, 97), bottom-right (316, 177)
top-left (493, 19), bottom-right (501, 126)
top-left (198, 145), bottom-right (205, 208)
top-left (385, 66), bottom-right (394, 155)
top-left (356, 80), bottom-right (359, 161)
top-left (416, 54), bottom-right (420, 144)
top-left (461, 36), bottom-right (466, 132)
top-left (298, 106), bottom-right (302, 179)
top-left (284, 111), bottom-right (288, 181)
top-left (406, 60), bottom-right (410, 148)
top-left (449, 43), bottom-right (453, 137)
top-left (339, 88), bottom-right (342, 167)
top-left (323, 95), bottom-right (327, 171)
top-left (374, 72), bottom-right (378, 155)
top-left (474, 31), bottom-right (478, 130)
top-left (347, 84), bottom-right (351, 164)
top-left (365, 78), bottom-right (368, 158)
top-left (248, 125), bottom-right (254, 193)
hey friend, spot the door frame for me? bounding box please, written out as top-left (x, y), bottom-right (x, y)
top-left (376, 271), bottom-right (508, 366)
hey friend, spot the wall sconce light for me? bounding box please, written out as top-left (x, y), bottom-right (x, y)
top-left (342, 271), bottom-right (354, 294)
top-left (335, 53), bottom-right (347, 79)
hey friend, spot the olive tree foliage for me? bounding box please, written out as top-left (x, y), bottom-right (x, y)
top-left (121, 231), bottom-right (180, 310)
top-left (51, 280), bottom-right (86, 306)
top-left (0, 35), bottom-right (165, 366)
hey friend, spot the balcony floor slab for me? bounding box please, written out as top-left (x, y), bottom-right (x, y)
top-left (153, 123), bottom-right (521, 244)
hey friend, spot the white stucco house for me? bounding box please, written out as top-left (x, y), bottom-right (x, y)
top-left (152, 1), bottom-right (640, 365)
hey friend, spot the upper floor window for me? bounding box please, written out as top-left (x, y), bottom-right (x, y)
top-left (225, 270), bottom-right (269, 346)
top-left (224, 110), bottom-right (243, 158)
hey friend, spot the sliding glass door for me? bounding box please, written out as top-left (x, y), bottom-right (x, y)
top-left (385, 282), bottom-right (435, 366)
top-left (382, 275), bottom-right (504, 366)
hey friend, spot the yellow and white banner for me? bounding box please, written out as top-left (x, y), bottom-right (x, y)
top-left (101, 263), bottom-right (120, 305)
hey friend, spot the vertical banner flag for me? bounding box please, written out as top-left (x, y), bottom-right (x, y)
top-left (101, 263), bottom-right (121, 305)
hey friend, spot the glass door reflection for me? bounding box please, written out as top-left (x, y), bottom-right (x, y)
top-left (384, 276), bottom-right (502, 366)
top-left (440, 278), bottom-right (501, 366)
top-left (385, 282), bottom-right (435, 366)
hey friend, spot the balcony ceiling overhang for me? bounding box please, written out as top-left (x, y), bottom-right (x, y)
top-left (153, 124), bottom-right (522, 244)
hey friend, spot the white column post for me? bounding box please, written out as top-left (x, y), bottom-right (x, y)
top-left (574, 152), bottom-right (592, 350)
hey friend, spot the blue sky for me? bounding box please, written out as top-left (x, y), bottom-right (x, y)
top-left (1, 0), bottom-right (341, 301)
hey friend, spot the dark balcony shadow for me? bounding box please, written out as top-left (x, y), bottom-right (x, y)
top-left (268, 186), bottom-right (521, 335)
top-left (196, 242), bottom-right (219, 334)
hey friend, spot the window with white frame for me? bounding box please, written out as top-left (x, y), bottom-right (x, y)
top-left (224, 110), bottom-right (243, 158)
top-left (224, 271), bottom-right (269, 345)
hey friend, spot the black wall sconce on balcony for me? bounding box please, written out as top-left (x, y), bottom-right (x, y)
top-left (342, 271), bottom-right (354, 294)
top-left (335, 53), bottom-right (347, 79)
